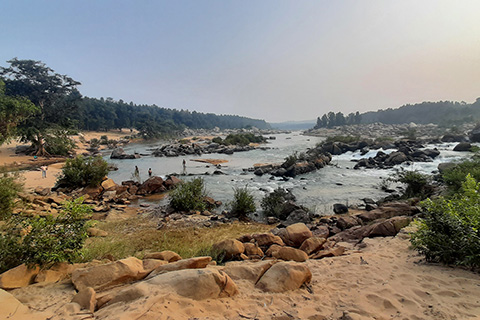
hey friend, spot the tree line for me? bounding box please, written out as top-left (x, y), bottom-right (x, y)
top-left (314, 111), bottom-right (361, 129)
top-left (0, 58), bottom-right (270, 155)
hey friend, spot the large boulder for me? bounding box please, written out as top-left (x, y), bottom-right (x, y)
top-left (278, 223), bottom-right (312, 248)
top-left (137, 176), bottom-right (166, 195)
top-left (212, 239), bottom-right (245, 260)
top-left (272, 247), bottom-right (308, 262)
top-left (146, 256), bottom-right (212, 279)
top-left (255, 262), bottom-right (312, 293)
top-left (251, 233), bottom-right (285, 248)
top-left (356, 202), bottom-right (419, 223)
top-left (299, 237), bottom-right (327, 255)
top-left (243, 243), bottom-right (264, 257)
top-left (333, 203), bottom-right (348, 214)
top-left (453, 142), bottom-right (472, 152)
top-left (222, 261), bottom-right (275, 283)
top-left (101, 178), bottom-right (117, 191)
top-left (164, 176), bottom-right (182, 189)
top-left (0, 264), bottom-right (40, 289)
top-left (72, 257), bottom-right (147, 291)
top-left (385, 152), bottom-right (408, 165)
top-left (110, 148), bottom-right (136, 159)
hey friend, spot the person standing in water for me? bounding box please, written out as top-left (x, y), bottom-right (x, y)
top-left (182, 159), bottom-right (187, 175)
top-left (148, 168), bottom-right (152, 177)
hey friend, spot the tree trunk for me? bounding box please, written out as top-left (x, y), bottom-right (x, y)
top-left (35, 134), bottom-right (49, 157)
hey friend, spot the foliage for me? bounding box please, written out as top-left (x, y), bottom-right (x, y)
top-left (283, 153), bottom-right (298, 168)
top-left (325, 135), bottom-right (361, 144)
top-left (314, 111), bottom-right (361, 129)
top-left (261, 187), bottom-right (293, 220)
top-left (44, 130), bottom-right (76, 156)
top-left (0, 172), bottom-right (23, 220)
top-left (57, 156), bottom-right (109, 188)
top-left (0, 80), bottom-right (38, 145)
top-left (228, 186), bottom-right (256, 219)
top-left (441, 159), bottom-right (480, 193)
top-left (213, 133), bottom-right (266, 146)
top-left (0, 197), bottom-right (92, 272)
top-left (388, 169), bottom-right (433, 199)
top-left (169, 177), bottom-right (208, 212)
top-left (411, 174), bottom-right (480, 267)
top-left (401, 128), bottom-right (417, 140)
top-left (0, 58), bottom-right (81, 155)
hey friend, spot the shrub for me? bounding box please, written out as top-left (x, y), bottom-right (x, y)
top-left (0, 172), bottom-right (22, 220)
top-left (212, 137), bottom-right (223, 144)
top-left (325, 135), bottom-right (360, 144)
top-left (57, 155), bottom-right (109, 188)
top-left (228, 186), bottom-right (256, 219)
top-left (90, 138), bottom-right (100, 148)
top-left (0, 197), bottom-right (92, 272)
top-left (169, 177), bottom-right (208, 212)
top-left (214, 133), bottom-right (267, 146)
top-left (261, 187), bottom-right (293, 219)
top-left (44, 131), bottom-right (76, 156)
top-left (388, 169), bottom-right (433, 199)
top-left (441, 159), bottom-right (480, 193)
top-left (411, 174), bottom-right (480, 267)
top-left (283, 153), bottom-right (298, 168)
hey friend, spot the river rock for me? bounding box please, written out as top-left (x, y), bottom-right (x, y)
top-left (453, 142), bottom-right (472, 152)
top-left (101, 178), bottom-right (117, 191)
top-left (255, 261), bottom-right (312, 292)
top-left (137, 176), bottom-right (166, 195)
top-left (333, 203), bottom-right (349, 214)
top-left (110, 147), bottom-right (137, 159)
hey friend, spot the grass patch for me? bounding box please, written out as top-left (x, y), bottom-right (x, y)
top-left (80, 217), bottom-right (271, 262)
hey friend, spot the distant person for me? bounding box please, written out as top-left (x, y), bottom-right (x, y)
top-left (40, 165), bottom-right (48, 178)
top-left (182, 159), bottom-right (187, 175)
top-left (134, 165), bottom-right (140, 176)
top-left (148, 168), bottom-right (152, 177)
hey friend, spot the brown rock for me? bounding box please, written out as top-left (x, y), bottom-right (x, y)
top-left (310, 246), bottom-right (345, 259)
top-left (142, 259), bottom-right (168, 272)
top-left (312, 225), bottom-right (329, 238)
top-left (164, 175), bottom-right (182, 189)
top-left (34, 262), bottom-right (76, 284)
top-left (356, 202), bottom-right (419, 223)
top-left (81, 186), bottom-right (103, 199)
top-left (34, 186), bottom-right (51, 196)
top-left (146, 256), bottom-right (212, 279)
top-left (0, 289), bottom-right (29, 318)
top-left (243, 243), bottom-right (264, 257)
top-left (0, 264), bottom-right (40, 289)
top-left (265, 244), bottom-right (283, 257)
top-left (72, 257), bottom-right (147, 291)
top-left (137, 176), bottom-right (166, 195)
top-left (212, 239), bottom-right (245, 260)
top-left (252, 233), bottom-right (285, 248)
top-left (87, 227), bottom-right (108, 237)
top-left (273, 247), bottom-right (309, 262)
top-left (101, 178), bottom-right (117, 191)
top-left (71, 287), bottom-right (96, 313)
top-left (144, 250), bottom-right (182, 262)
top-left (279, 223), bottom-right (312, 248)
top-left (221, 261), bottom-right (275, 283)
top-left (255, 261), bottom-right (312, 292)
top-left (299, 237), bottom-right (327, 255)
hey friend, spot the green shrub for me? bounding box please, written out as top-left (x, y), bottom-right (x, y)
top-left (212, 137), bottom-right (223, 144)
top-left (214, 133), bottom-right (266, 146)
top-left (389, 169), bottom-right (433, 199)
top-left (283, 153), bottom-right (298, 168)
top-left (44, 131), bottom-right (76, 156)
top-left (261, 187), bottom-right (291, 219)
top-left (169, 177), bottom-right (208, 212)
top-left (325, 135), bottom-right (360, 144)
top-left (0, 197), bottom-right (92, 272)
top-left (57, 155), bottom-right (109, 188)
top-left (442, 159), bottom-right (480, 193)
top-left (411, 174), bottom-right (480, 267)
top-left (228, 186), bottom-right (256, 219)
top-left (0, 172), bottom-right (22, 220)
top-left (90, 138), bottom-right (100, 148)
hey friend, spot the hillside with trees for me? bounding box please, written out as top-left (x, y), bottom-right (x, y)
top-left (0, 58), bottom-right (270, 153)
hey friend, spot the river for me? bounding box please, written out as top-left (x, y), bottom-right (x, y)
top-left (105, 132), bottom-right (470, 215)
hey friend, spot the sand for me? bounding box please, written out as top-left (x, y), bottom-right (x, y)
top-left (7, 231), bottom-right (480, 320)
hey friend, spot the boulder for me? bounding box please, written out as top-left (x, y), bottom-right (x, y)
top-left (255, 262), bottom-right (312, 292)
top-left (110, 148), bottom-right (136, 159)
top-left (311, 246), bottom-right (346, 259)
top-left (438, 162), bottom-right (457, 173)
top-left (137, 176), bottom-right (166, 195)
top-left (265, 244), bottom-right (283, 257)
top-left (212, 239), bottom-right (245, 260)
top-left (441, 134), bottom-right (467, 142)
top-left (299, 237), bottom-right (327, 255)
top-left (385, 152), bottom-right (408, 165)
top-left (0, 289), bottom-right (29, 318)
top-left (164, 175), bottom-right (182, 189)
top-left (71, 287), bottom-right (96, 313)
top-left (356, 202), bottom-right (419, 223)
top-left (142, 259), bottom-right (168, 272)
top-left (243, 243), bottom-right (264, 257)
top-left (278, 223), bottom-right (312, 248)
top-left (34, 262), bottom-right (78, 284)
top-left (143, 250), bottom-right (182, 262)
top-left (333, 203), bottom-right (348, 214)
top-left (453, 142), bottom-right (472, 152)
top-left (87, 227), bottom-right (108, 237)
top-left (284, 209), bottom-right (311, 225)
top-left (145, 268), bottom-right (238, 300)
top-left (146, 256), bottom-right (212, 279)
top-left (72, 257), bottom-right (147, 291)
top-left (101, 178), bottom-right (117, 191)
top-left (312, 225), bottom-right (330, 238)
top-left (80, 185), bottom-right (103, 199)
top-left (34, 186), bottom-right (51, 196)
top-left (252, 233), bottom-right (285, 248)
top-left (336, 215), bottom-right (361, 230)
top-left (367, 216), bottom-right (413, 237)
top-left (0, 264), bottom-right (40, 289)
top-left (222, 261), bottom-right (275, 283)
top-left (273, 247), bottom-right (309, 262)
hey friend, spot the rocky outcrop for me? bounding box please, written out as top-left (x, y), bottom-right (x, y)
top-left (453, 142), bottom-right (472, 152)
top-left (110, 147), bottom-right (139, 159)
top-left (0, 264), bottom-right (40, 289)
top-left (151, 142), bottom-right (261, 158)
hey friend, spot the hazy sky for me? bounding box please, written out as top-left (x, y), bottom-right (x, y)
top-left (1, 1), bottom-right (479, 122)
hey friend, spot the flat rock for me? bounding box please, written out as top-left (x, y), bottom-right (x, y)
top-left (144, 250), bottom-right (182, 262)
top-left (0, 264), bottom-right (40, 289)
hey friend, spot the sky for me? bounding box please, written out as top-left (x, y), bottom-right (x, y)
top-left (1, 1), bottom-right (479, 122)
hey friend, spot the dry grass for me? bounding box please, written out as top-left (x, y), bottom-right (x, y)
top-left (80, 217), bottom-right (272, 262)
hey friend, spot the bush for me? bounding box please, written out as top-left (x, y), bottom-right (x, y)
top-left (228, 186), bottom-right (256, 219)
top-left (325, 135), bottom-right (360, 144)
top-left (169, 177), bottom-right (208, 212)
top-left (0, 172), bottom-right (22, 220)
top-left (411, 174), bottom-right (480, 267)
top-left (0, 197), bottom-right (92, 272)
top-left (389, 169), bottom-right (433, 199)
top-left (441, 159), bottom-right (480, 193)
top-left (261, 188), bottom-right (293, 219)
top-left (44, 131), bottom-right (76, 156)
top-left (212, 137), bottom-right (223, 144)
top-left (214, 133), bottom-right (267, 146)
top-left (57, 155), bottom-right (109, 188)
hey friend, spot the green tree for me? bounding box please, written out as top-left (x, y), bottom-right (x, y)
top-left (0, 80), bottom-right (37, 145)
top-left (0, 58), bottom-right (81, 155)
top-left (57, 156), bottom-right (109, 188)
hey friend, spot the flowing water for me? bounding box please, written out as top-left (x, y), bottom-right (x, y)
top-left (106, 132), bottom-right (471, 215)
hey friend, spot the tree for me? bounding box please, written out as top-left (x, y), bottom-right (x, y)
top-left (0, 58), bottom-right (81, 155)
top-left (0, 80), bottom-right (38, 145)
